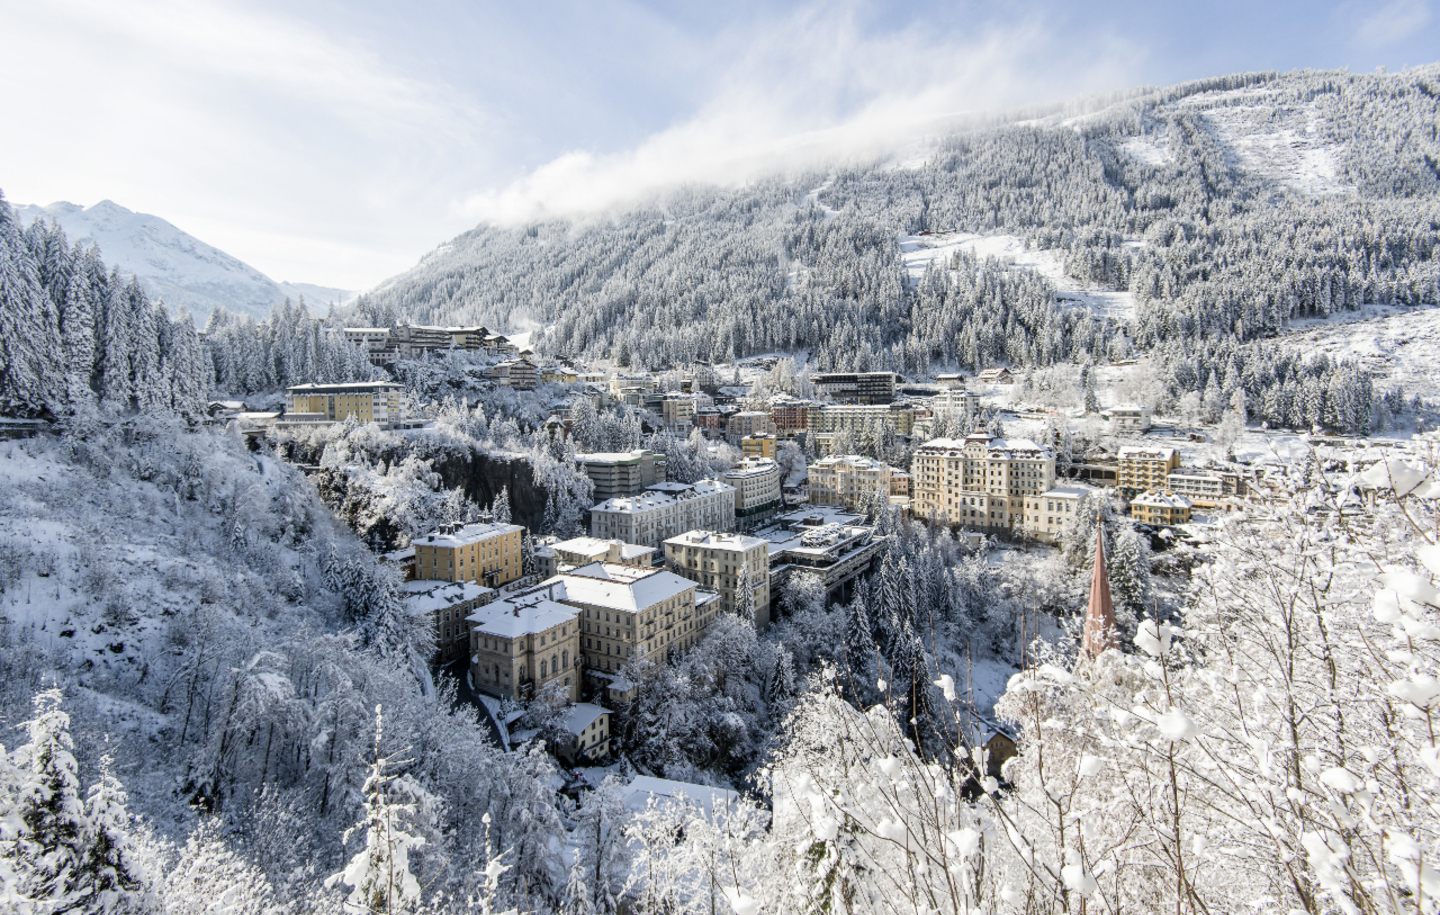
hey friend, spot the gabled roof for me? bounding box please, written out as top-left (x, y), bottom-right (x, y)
top-left (548, 563), bottom-right (695, 614)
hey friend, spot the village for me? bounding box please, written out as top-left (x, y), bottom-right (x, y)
top-left (198, 320), bottom-right (1374, 793)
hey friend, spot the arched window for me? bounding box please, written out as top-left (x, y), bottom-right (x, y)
top-left (540, 660), bottom-right (548, 678)
top-left (562, 650), bottom-right (569, 668)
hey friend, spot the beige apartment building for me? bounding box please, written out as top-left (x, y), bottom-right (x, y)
top-left (911, 434), bottom-right (1056, 534)
top-left (807, 403), bottom-right (927, 438)
top-left (469, 588), bottom-right (581, 702)
top-left (285, 382), bottom-right (405, 425)
top-left (662, 396), bottom-right (696, 430)
top-left (1118, 447), bottom-right (1181, 499)
top-left (727, 411), bottom-right (777, 444)
top-left (548, 563), bottom-right (717, 701)
top-left (808, 455), bottom-right (891, 510)
top-left (412, 521), bottom-right (525, 589)
top-left (402, 579), bottom-right (495, 666)
top-left (492, 356), bottom-right (538, 390)
top-left (663, 530), bottom-right (772, 627)
top-left (1023, 485), bottom-right (1093, 544)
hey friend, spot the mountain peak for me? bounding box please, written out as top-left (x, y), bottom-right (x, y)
top-left (14, 200), bottom-right (357, 321)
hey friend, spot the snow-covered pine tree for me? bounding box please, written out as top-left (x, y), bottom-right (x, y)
top-left (328, 706), bottom-right (428, 914)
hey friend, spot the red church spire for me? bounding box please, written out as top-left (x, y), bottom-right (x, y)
top-left (1081, 522), bottom-right (1118, 660)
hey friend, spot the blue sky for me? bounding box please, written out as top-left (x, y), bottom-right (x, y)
top-left (1, 0), bottom-right (1435, 290)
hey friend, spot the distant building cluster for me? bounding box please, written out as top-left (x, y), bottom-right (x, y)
top-left (344, 324), bottom-right (518, 365)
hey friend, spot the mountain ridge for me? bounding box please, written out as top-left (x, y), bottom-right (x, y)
top-left (14, 199), bottom-right (356, 322)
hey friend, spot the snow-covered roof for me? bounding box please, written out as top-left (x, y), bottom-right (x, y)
top-left (623, 775), bottom-right (739, 816)
top-left (663, 530), bottom-right (767, 552)
top-left (548, 563), bottom-right (696, 614)
top-left (1132, 490), bottom-right (1193, 509)
top-left (722, 459), bottom-right (779, 479)
top-left (553, 537), bottom-right (653, 561)
top-left (592, 480), bottom-right (733, 514)
top-left (1118, 446), bottom-right (1178, 461)
top-left (287, 382), bottom-right (402, 393)
top-left (1168, 466), bottom-right (1223, 480)
top-left (560, 703), bottom-right (609, 736)
top-left (575, 449), bottom-right (658, 464)
top-left (811, 454), bottom-right (888, 472)
top-left (403, 580), bottom-right (493, 617)
top-left (1043, 485), bottom-right (1093, 499)
top-left (417, 521), bottom-right (523, 548)
top-left (468, 591), bottom-right (579, 638)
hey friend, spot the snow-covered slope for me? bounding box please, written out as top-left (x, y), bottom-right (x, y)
top-left (15, 200), bottom-right (356, 321)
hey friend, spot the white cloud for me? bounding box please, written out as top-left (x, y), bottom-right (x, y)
top-left (1355, 0), bottom-right (1433, 47)
top-left (461, 5), bottom-right (1144, 225)
top-left (0, 0), bottom-right (492, 289)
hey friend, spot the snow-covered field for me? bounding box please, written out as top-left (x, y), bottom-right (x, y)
top-left (898, 232), bottom-right (1138, 321)
top-left (1199, 98), bottom-right (1350, 196)
top-left (1276, 305), bottom-right (1440, 404)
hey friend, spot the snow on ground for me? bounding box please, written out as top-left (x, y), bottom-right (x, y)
top-left (964, 656), bottom-right (1019, 718)
top-left (898, 232), bottom-right (1138, 321)
top-left (1276, 305), bottom-right (1440, 404)
top-left (1178, 89), bottom-right (1352, 197)
top-left (1119, 136), bottom-right (1173, 167)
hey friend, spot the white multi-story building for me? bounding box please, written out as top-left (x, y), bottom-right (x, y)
top-left (911, 434), bottom-right (1056, 534)
top-left (589, 480), bottom-right (735, 547)
top-left (663, 531), bottom-right (772, 627)
top-left (722, 459), bottom-right (782, 527)
top-left (1165, 467), bottom-right (1225, 507)
top-left (1022, 485), bottom-right (1094, 544)
top-left (575, 450), bottom-right (668, 500)
top-left (808, 455), bottom-right (891, 510)
top-left (1108, 405), bottom-right (1154, 432)
top-left (931, 389), bottom-right (980, 415)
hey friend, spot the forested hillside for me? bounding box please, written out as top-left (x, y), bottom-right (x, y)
top-left (355, 68), bottom-right (1440, 377)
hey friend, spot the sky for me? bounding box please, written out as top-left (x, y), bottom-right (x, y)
top-left (1, 0), bottom-right (1436, 292)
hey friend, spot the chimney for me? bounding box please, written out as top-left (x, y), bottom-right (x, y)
top-left (1081, 523), bottom-right (1117, 661)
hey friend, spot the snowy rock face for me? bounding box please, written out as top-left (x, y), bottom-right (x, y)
top-left (14, 200), bottom-right (355, 321)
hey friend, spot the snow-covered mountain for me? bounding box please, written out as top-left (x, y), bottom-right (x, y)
top-left (15, 199), bottom-right (355, 322)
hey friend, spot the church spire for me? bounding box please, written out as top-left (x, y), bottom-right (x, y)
top-left (1081, 522), bottom-right (1117, 660)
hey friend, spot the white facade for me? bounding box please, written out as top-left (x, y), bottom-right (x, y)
top-left (589, 480), bottom-right (736, 547)
top-left (722, 458), bottom-right (782, 524)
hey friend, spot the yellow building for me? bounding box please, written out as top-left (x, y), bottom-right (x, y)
top-left (1131, 490), bottom-right (1193, 526)
top-left (1118, 447), bottom-right (1181, 499)
top-left (413, 521), bottom-right (525, 589)
top-left (285, 382), bottom-right (404, 424)
top-left (559, 703), bottom-right (611, 763)
top-left (741, 433), bottom-right (777, 460)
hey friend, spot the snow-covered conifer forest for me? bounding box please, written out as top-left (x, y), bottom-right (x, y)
top-left (3, 65), bottom-right (1440, 915)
